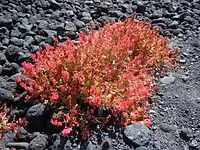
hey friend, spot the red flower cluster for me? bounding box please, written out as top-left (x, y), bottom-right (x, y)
top-left (16, 17), bottom-right (178, 139)
top-left (0, 103), bottom-right (27, 139)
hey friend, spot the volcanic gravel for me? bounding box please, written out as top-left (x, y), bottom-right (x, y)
top-left (0, 0), bottom-right (200, 150)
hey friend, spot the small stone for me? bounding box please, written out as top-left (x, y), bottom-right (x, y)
top-left (0, 27), bottom-right (9, 35)
top-left (0, 81), bottom-right (17, 91)
top-left (81, 16), bottom-right (93, 23)
top-left (173, 28), bottom-right (183, 36)
top-left (184, 16), bottom-right (194, 23)
top-left (63, 140), bottom-right (72, 150)
top-left (159, 123), bottom-right (175, 132)
top-left (6, 142), bottom-right (29, 149)
top-left (153, 140), bottom-right (161, 149)
top-left (24, 36), bottom-right (34, 47)
top-left (149, 110), bottom-right (157, 115)
top-left (0, 65), bottom-right (2, 75)
top-left (55, 23), bottom-right (65, 35)
top-left (101, 141), bottom-right (110, 149)
top-left (2, 38), bottom-right (9, 46)
top-left (98, 3), bottom-right (109, 13)
top-left (17, 52), bottom-right (31, 64)
top-left (10, 37), bottom-right (24, 47)
top-left (195, 97), bottom-right (200, 104)
top-left (160, 75), bottom-right (175, 85)
top-left (152, 10), bottom-right (162, 19)
top-left (136, 2), bottom-right (146, 14)
top-left (190, 40), bottom-right (200, 48)
top-left (181, 75), bottom-right (189, 82)
top-left (21, 0), bottom-right (33, 5)
top-left (180, 128), bottom-right (192, 141)
top-left (45, 36), bottom-right (54, 45)
top-left (121, 4), bottom-right (133, 14)
top-left (172, 14), bottom-right (181, 20)
top-left (38, 20), bottom-right (49, 29)
top-left (51, 10), bottom-right (62, 20)
top-left (108, 10), bottom-right (124, 18)
top-left (20, 31), bottom-right (36, 39)
top-left (156, 23), bottom-right (166, 29)
top-left (10, 28), bottom-right (22, 37)
top-left (93, 0), bottom-right (100, 3)
top-left (50, 134), bottom-right (67, 150)
top-left (0, 87), bottom-right (14, 102)
top-left (124, 124), bottom-right (151, 146)
top-left (31, 45), bottom-right (39, 53)
top-left (162, 9), bottom-right (171, 17)
top-left (85, 0), bottom-right (93, 5)
top-left (13, 91), bottom-right (27, 102)
top-left (65, 21), bottom-right (77, 32)
top-left (40, 29), bottom-right (57, 37)
top-left (0, 16), bottom-right (13, 28)
top-left (135, 146), bottom-right (148, 150)
top-left (0, 53), bottom-right (7, 65)
top-left (86, 141), bottom-right (97, 150)
top-left (18, 24), bottom-right (33, 33)
top-left (190, 58), bottom-right (197, 62)
top-left (179, 59), bottom-right (186, 64)
top-left (26, 103), bottom-right (46, 121)
top-left (15, 127), bottom-right (33, 142)
top-left (5, 44), bottom-right (21, 62)
top-left (0, 44), bottom-right (7, 52)
top-left (189, 139), bottom-right (199, 148)
top-left (65, 10), bottom-right (74, 17)
top-left (168, 21), bottom-right (179, 29)
top-left (182, 52), bottom-right (189, 57)
top-left (73, 19), bottom-right (85, 29)
top-left (50, 0), bottom-right (61, 9)
top-left (174, 94), bottom-right (179, 98)
top-left (82, 12), bottom-right (91, 17)
top-left (2, 62), bottom-right (20, 76)
top-left (34, 35), bottom-right (45, 44)
top-left (28, 134), bottom-right (48, 150)
top-left (185, 30), bottom-right (192, 36)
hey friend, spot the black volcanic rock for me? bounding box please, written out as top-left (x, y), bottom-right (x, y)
top-left (10, 37), bottom-right (24, 47)
top-left (26, 103), bottom-right (46, 121)
top-left (0, 87), bottom-right (14, 102)
top-left (0, 16), bottom-right (13, 28)
top-left (2, 62), bottom-right (20, 76)
top-left (0, 53), bottom-right (7, 65)
top-left (50, 0), bottom-right (61, 10)
top-left (5, 44), bottom-right (21, 62)
top-left (10, 28), bottom-right (22, 38)
top-left (28, 134), bottom-right (48, 150)
top-left (124, 124), bottom-right (151, 146)
top-left (73, 19), bottom-right (86, 30)
top-left (136, 2), bottom-right (146, 14)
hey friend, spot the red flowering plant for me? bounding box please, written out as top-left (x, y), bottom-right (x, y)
top-left (16, 16), bottom-right (178, 139)
top-left (0, 102), bottom-right (27, 140)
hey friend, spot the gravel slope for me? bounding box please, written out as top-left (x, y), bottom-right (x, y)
top-left (0, 0), bottom-right (200, 150)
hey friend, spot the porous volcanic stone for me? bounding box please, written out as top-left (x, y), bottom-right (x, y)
top-left (124, 124), bottom-right (151, 146)
top-left (160, 75), bottom-right (176, 85)
top-left (0, 87), bottom-right (14, 102)
top-left (2, 62), bottom-right (20, 76)
top-left (6, 142), bottom-right (29, 149)
top-left (28, 134), bottom-right (48, 150)
top-left (26, 103), bottom-right (46, 121)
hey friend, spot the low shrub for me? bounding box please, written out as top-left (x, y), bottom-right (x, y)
top-left (0, 102), bottom-right (27, 140)
top-left (15, 16), bottom-right (178, 139)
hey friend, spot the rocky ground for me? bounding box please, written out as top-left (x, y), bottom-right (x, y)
top-left (0, 0), bottom-right (200, 150)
